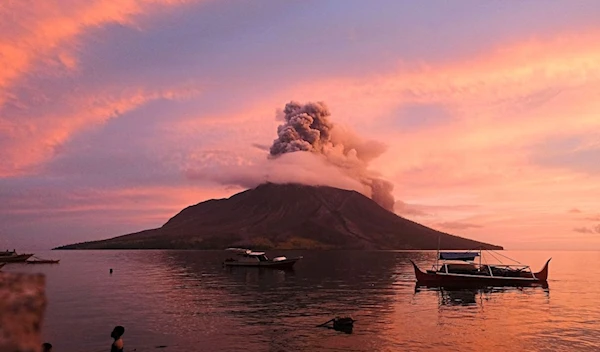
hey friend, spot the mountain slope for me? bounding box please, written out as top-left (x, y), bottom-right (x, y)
top-left (56, 183), bottom-right (502, 250)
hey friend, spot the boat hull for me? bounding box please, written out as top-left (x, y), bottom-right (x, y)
top-left (223, 258), bottom-right (301, 269)
top-left (0, 263), bottom-right (5, 270)
top-left (410, 259), bottom-right (551, 287)
top-left (0, 254), bottom-right (33, 263)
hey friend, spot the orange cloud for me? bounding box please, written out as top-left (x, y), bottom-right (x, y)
top-left (166, 30), bottom-right (600, 142)
top-left (1, 85), bottom-right (199, 177)
top-left (0, 0), bottom-right (199, 104)
top-left (273, 31), bottom-right (600, 126)
top-left (1, 183), bottom-right (235, 248)
top-left (3, 184), bottom-right (232, 223)
top-left (380, 31), bottom-right (600, 104)
top-left (0, 0), bottom-right (205, 176)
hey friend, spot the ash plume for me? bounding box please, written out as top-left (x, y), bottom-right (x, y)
top-left (268, 101), bottom-right (395, 211)
top-left (186, 101), bottom-right (396, 211)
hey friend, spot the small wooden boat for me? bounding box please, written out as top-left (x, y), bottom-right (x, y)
top-left (26, 259), bottom-right (60, 264)
top-left (411, 250), bottom-right (551, 287)
top-left (317, 317), bottom-right (355, 334)
top-left (222, 248), bottom-right (302, 269)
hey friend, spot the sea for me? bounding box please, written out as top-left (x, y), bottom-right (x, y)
top-left (4, 250), bottom-right (600, 352)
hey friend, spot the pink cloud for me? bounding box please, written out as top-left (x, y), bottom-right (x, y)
top-left (0, 86), bottom-right (199, 177)
top-left (0, 0), bottom-right (206, 176)
top-left (0, 0), bottom-right (200, 104)
top-left (1, 183), bottom-right (233, 247)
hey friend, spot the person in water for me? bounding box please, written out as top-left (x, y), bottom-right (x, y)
top-left (41, 342), bottom-right (53, 352)
top-left (110, 326), bottom-right (125, 352)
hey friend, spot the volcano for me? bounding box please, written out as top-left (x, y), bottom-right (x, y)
top-left (56, 183), bottom-right (502, 250)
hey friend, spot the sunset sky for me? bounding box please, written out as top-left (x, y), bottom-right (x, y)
top-left (1, 0), bottom-right (600, 250)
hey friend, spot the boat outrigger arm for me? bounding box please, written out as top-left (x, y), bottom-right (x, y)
top-left (410, 249), bottom-right (551, 286)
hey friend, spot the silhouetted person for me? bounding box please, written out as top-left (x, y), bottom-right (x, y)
top-left (110, 326), bottom-right (125, 352)
top-left (42, 342), bottom-right (52, 352)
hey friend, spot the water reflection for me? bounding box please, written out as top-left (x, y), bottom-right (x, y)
top-left (7, 250), bottom-right (600, 352)
top-left (415, 285), bottom-right (551, 307)
top-left (153, 250), bottom-right (403, 351)
top-left (438, 289), bottom-right (480, 306)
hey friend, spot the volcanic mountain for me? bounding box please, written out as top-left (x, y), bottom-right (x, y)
top-left (56, 183), bottom-right (502, 250)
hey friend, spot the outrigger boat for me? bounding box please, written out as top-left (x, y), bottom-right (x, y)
top-left (223, 248), bottom-right (302, 269)
top-left (0, 250), bottom-right (34, 263)
top-left (410, 249), bottom-right (551, 287)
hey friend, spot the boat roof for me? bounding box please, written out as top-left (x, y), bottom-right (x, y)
top-left (439, 252), bottom-right (479, 261)
top-left (225, 247), bottom-right (250, 253)
top-left (247, 252), bottom-right (265, 256)
top-left (225, 248), bottom-right (265, 256)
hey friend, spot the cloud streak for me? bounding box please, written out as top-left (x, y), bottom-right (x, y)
top-left (0, 86), bottom-right (198, 176)
top-left (0, 0), bottom-right (197, 103)
top-left (0, 0), bottom-right (202, 176)
top-left (573, 225), bottom-right (600, 234)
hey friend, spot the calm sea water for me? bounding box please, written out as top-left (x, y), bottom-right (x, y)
top-left (4, 250), bottom-right (600, 352)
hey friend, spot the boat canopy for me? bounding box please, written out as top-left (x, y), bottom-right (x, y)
top-left (225, 248), bottom-right (266, 256)
top-left (439, 252), bottom-right (479, 261)
top-left (248, 252), bottom-right (265, 256)
top-left (225, 248), bottom-right (251, 254)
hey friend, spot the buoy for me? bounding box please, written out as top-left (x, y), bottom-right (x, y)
top-left (110, 268), bottom-right (113, 274)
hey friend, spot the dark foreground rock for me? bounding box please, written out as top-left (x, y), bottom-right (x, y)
top-left (0, 273), bottom-right (46, 352)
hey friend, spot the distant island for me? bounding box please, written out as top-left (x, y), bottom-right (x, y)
top-left (55, 183), bottom-right (502, 250)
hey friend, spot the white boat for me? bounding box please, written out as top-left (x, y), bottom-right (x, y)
top-left (222, 248), bottom-right (302, 269)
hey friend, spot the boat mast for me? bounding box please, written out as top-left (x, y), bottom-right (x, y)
top-left (436, 234), bottom-right (441, 270)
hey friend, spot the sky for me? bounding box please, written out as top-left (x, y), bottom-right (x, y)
top-left (1, 0), bottom-right (600, 250)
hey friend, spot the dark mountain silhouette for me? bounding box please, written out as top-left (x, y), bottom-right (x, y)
top-left (56, 183), bottom-right (502, 250)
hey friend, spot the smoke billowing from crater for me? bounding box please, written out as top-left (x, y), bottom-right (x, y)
top-left (186, 101), bottom-right (396, 211)
top-left (268, 101), bottom-right (395, 211)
